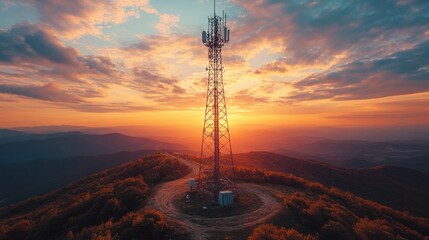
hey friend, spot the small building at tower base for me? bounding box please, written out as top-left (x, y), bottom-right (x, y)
top-left (218, 190), bottom-right (234, 206)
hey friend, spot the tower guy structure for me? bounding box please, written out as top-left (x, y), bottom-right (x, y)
top-left (198, 0), bottom-right (236, 203)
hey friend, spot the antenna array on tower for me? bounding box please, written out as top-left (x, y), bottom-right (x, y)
top-left (198, 0), bottom-right (236, 204)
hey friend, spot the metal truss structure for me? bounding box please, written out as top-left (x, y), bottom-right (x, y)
top-left (198, 2), bottom-right (236, 203)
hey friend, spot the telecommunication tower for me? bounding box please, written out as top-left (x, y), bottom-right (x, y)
top-left (198, 0), bottom-right (236, 203)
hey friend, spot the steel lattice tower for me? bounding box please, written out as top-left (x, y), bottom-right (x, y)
top-left (198, 1), bottom-right (236, 203)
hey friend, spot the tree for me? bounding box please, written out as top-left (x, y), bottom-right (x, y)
top-left (248, 224), bottom-right (316, 240)
top-left (354, 218), bottom-right (395, 240)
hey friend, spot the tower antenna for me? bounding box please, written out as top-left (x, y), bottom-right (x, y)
top-left (214, 0), bottom-right (216, 16)
top-left (199, 0), bottom-right (235, 205)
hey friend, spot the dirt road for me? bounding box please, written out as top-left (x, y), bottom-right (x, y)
top-left (146, 153), bottom-right (283, 239)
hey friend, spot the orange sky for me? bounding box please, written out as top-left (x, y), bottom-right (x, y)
top-left (1, 0), bottom-right (429, 151)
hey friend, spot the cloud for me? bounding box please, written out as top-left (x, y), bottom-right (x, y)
top-left (224, 0), bottom-right (429, 104)
top-left (78, 55), bottom-right (116, 76)
top-left (284, 40), bottom-right (429, 101)
top-left (24, 0), bottom-right (180, 39)
top-left (0, 23), bottom-right (79, 65)
top-left (0, 82), bottom-right (162, 112)
top-left (254, 58), bottom-right (289, 74)
top-left (0, 21), bottom-right (202, 111)
top-left (26, 0), bottom-right (159, 38)
top-left (96, 33), bottom-right (209, 108)
top-left (0, 22), bottom-right (122, 112)
top-left (2, 0), bottom-right (428, 115)
top-left (223, 54), bottom-right (246, 67)
top-left (233, 0), bottom-right (429, 73)
top-left (133, 68), bottom-right (186, 96)
top-left (230, 89), bottom-right (269, 107)
top-left (0, 23), bottom-right (118, 75)
top-left (124, 41), bottom-right (152, 52)
top-left (0, 23), bottom-right (116, 77)
top-left (69, 103), bottom-right (156, 113)
top-left (156, 14), bottom-right (180, 35)
top-left (0, 82), bottom-right (84, 103)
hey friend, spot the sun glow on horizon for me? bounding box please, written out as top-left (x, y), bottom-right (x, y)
top-left (0, 0), bottom-right (428, 150)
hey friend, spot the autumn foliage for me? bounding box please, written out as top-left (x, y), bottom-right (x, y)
top-left (248, 224), bottom-right (316, 240)
top-left (1, 155), bottom-right (428, 240)
top-left (236, 166), bottom-right (429, 240)
top-left (0, 154), bottom-right (190, 240)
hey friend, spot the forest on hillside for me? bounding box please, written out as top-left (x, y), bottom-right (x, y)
top-left (0, 154), bottom-right (190, 240)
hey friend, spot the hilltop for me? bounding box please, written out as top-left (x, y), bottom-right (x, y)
top-left (1, 153), bottom-right (428, 240)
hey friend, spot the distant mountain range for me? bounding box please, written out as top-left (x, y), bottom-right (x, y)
top-left (0, 129), bottom-right (30, 139)
top-left (275, 138), bottom-right (429, 173)
top-left (1, 128), bottom-right (428, 219)
top-left (234, 152), bottom-right (429, 218)
top-left (0, 129), bottom-right (187, 206)
top-left (0, 130), bottom-right (86, 144)
top-left (0, 130), bottom-right (186, 164)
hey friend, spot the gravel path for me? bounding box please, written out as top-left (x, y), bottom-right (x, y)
top-left (146, 153), bottom-right (283, 240)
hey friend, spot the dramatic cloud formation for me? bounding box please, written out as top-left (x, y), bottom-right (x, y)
top-left (286, 40), bottom-right (429, 101)
top-left (25, 0), bottom-right (159, 38)
top-left (236, 0), bottom-right (429, 66)
top-left (0, 23), bottom-right (78, 65)
top-left (228, 0), bottom-right (429, 104)
top-left (0, 22), bottom-right (118, 110)
top-left (0, 23), bottom-right (116, 74)
top-left (0, 0), bottom-right (428, 130)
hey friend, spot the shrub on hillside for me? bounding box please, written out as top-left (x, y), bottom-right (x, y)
top-left (353, 218), bottom-right (396, 240)
top-left (248, 224), bottom-right (316, 240)
top-left (76, 209), bottom-right (171, 240)
top-left (320, 220), bottom-right (355, 240)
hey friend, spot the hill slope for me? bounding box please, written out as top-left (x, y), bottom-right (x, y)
top-left (0, 150), bottom-right (159, 207)
top-left (0, 133), bottom-right (186, 164)
top-left (0, 153), bottom-right (191, 240)
top-left (235, 167), bottom-right (429, 240)
top-left (1, 153), bottom-right (428, 240)
top-left (234, 152), bottom-right (429, 217)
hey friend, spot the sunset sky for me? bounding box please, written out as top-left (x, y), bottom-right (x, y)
top-left (1, 0), bottom-right (428, 150)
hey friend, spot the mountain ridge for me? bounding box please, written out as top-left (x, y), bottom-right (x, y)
top-left (0, 132), bottom-right (186, 164)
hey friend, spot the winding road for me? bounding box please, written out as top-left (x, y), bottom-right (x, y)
top-left (145, 153), bottom-right (283, 240)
